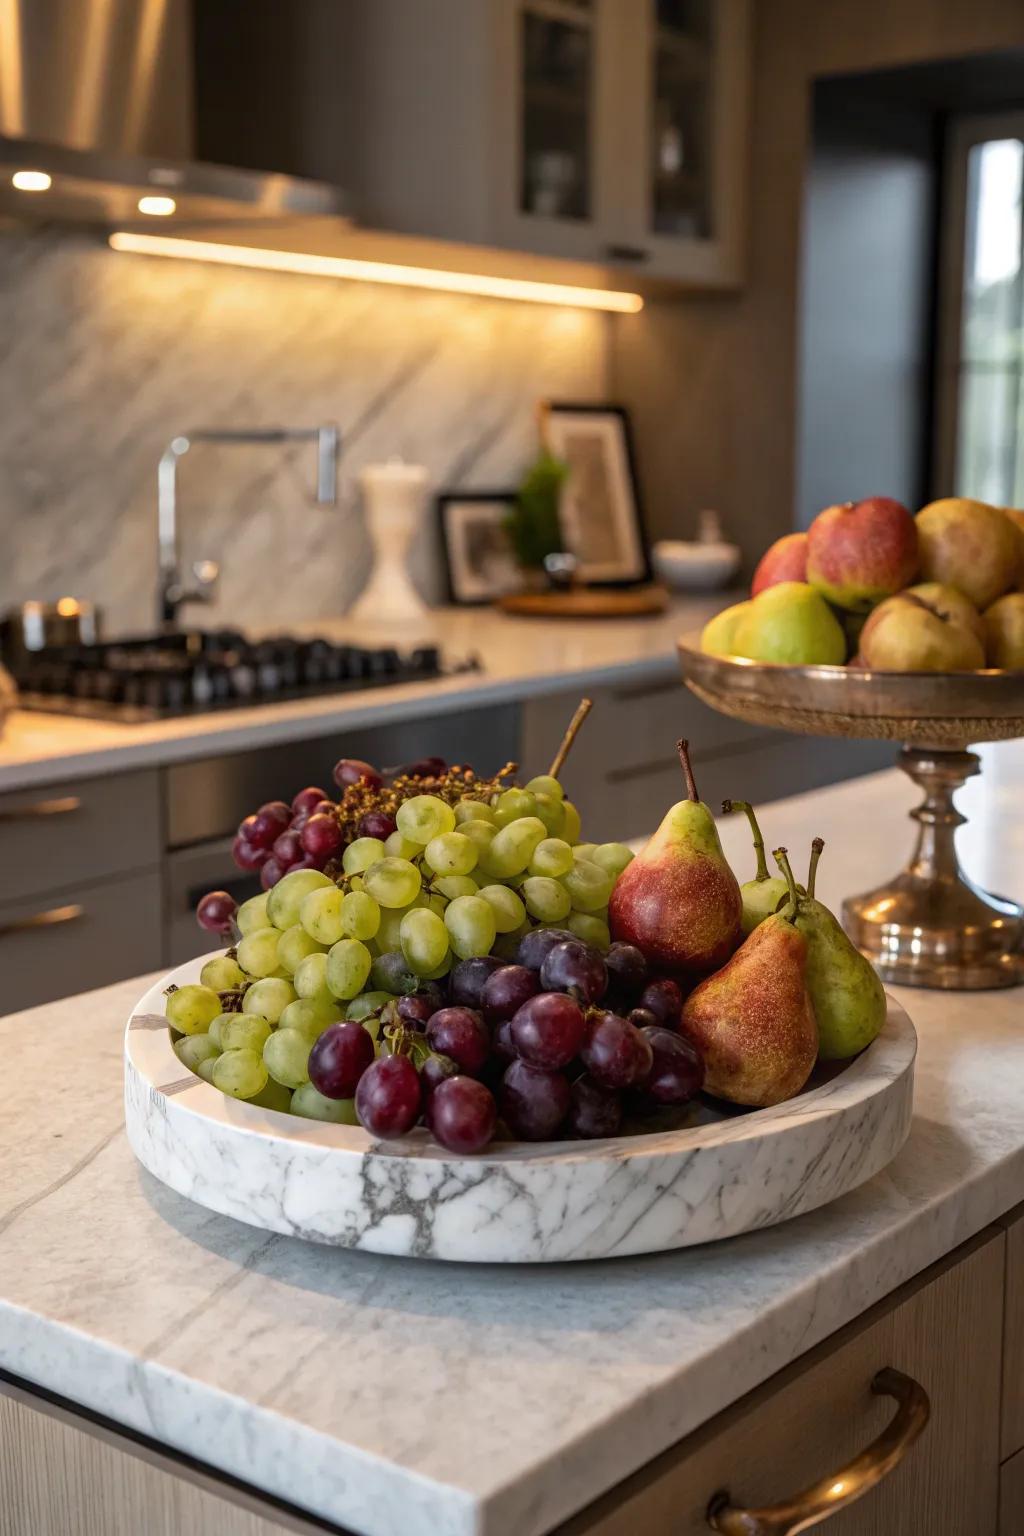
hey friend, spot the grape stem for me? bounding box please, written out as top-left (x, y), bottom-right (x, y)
top-left (549, 697), bottom-right (593, 778)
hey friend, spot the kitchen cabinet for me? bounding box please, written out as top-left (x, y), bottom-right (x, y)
top-left (1000, 1203), bottom-right (1024, 1462)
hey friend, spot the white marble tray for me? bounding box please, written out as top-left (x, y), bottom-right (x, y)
top-left (124, 957), bottom-right (916, 1263)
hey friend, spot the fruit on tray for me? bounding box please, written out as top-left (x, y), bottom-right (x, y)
top-left (725, 799), bottom-right (799, 935)
top-left (903, 583), bottom-right (986, 646)
top-left (805, 497), bottom-right (919, 613)
top-left (983, 593), bottom-right (1024, 669)
top-left (680, 844), bottom-right (818, 1107)
top-left (791, 840), bottom-right (886, 1060)
top-left (608, 741), bottom-right (742, 975)
top-left (859, 591), bottom-right (985, 672)
top-left (733, 581), bottom-right (846, 666)
top-left (700, 600), bottom-right (752, 658)
top-left (916, 497), bottom-right (1019, 611)
top-left (751, 532), bottom-right (808, 596)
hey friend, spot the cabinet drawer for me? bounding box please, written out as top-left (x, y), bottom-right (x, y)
top-left (1001, 1446), bottom-right (1024, 1536)
top-left (1000, 1203), bottom-right (1024, 1460)
top-left (0, 770), bottom-right (161, 902)
top-left (558, 1230), bottom-right (1003, 1536)
top-left (0, 870), bottom-right (162, 1014)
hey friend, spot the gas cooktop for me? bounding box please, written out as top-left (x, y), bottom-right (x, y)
top-left (7, 629), bottom-right (475, 723)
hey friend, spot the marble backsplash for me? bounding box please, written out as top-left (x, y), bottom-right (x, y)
top-left (0, 228), bottom-right (609, 633)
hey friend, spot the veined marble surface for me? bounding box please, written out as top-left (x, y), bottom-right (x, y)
top-left (1, 743), bottom-right (1022, 1536)
top-left (0, 598), bottom-right (728, 792)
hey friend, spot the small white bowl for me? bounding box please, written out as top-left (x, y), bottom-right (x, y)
top-left (653, 540), bottom-right (742, 592)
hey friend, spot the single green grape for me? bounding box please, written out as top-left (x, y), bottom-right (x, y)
top-left (266, 868), bottom-right (333, 930)
top-left (342, 836), bottom-right (386, 875)
top-left (174, 1033), bottom-right (219, 1073)
top-left (454, 797), bottom-right (496, 825)
top-left (460, 819), bottom-right (498, 859)
top-left (444, 894), bottom-right (497, 960)
top-left (400, 908), bottom-right (450, 975)
top-left (432, 874), bottom-right (478, 901)
top-left (339, 889), bottom-right (381, 941)
top-left (424, 830), bottom-right (478, 876)
top-left (479, 816), bottom-right (547, 878)
top-left (562, 799), bottom-right (582, 845)
top-left (476, 883), bottom-right (526, 934)
top-left (384, 829), bottom-right (424, 859)
top-left (248, 1078), bottom-right (292, 1113)
top-left (166, 984), bottom-right (222, 1036)
top-left (326, 938), bottom-right (373, 1000)
top-left (572, 842), bottom-right (597, 862)
top-left (363, 857), bottom-right (422, 909)
top-left (199, 954), bottom-right (247, 992)
top-left (292, 950), bottom-right (335, 1006)
top-left (221, 1013), bottom-right (273, 1053)
top-left (524, 774), bottom-right (564, 801)
top-left (521, 876), bottom-right (573, 923)
top-left (493, 788), bottom-right (537, 828)
top-left (242, 977), bottom-right (296, 1024)
top-left (277, 923), bottom-right (326, 975)
top-left (568, 911), bottom-right (612, 950)
top-left (532, 793), bottom-right (565, 836)
top-left (291, 1083), bottom-right (359, 1123)
top-left (345, 991), bottom-right (392, 1029)
top-left (395, 794), bottom-right (456, 843)
top-left (208, 1012), bottom-right (233, 1050)
top-left (196, 1055), bottom-right (219, 1084)
top-left (236, 892), bottom-right (271, 935)
top-left (529, 837), bottom-right (574, 878)
top-left (590, 842), bottom-right (635, 877)
top-left (263, 1027), bottom-right (312, 1089)
top-left (280, 997), bottom-right (341, 1039)
top-left (374, 903), bottom-right (409, 953)
top-left (213, 1047), bottom-right (268, 1100)
top-left (236, 926), bottom-right (281, 979)
top-left (299, 885), bottom-right (345, 946)
top-left (563, 858), bottom-right (614, 912)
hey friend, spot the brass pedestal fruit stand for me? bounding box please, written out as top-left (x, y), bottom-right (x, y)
top-left (677, 637), bottom-right (1024, 990)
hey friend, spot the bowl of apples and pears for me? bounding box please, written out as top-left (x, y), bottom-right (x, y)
top-left (124, 716), bottom-right (915, 1263)
top-left (678, 495), bottom-right (1024, 992)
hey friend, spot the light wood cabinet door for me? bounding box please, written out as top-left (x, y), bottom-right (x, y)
top-left (558, 1230), bottom-right (1004, 1536)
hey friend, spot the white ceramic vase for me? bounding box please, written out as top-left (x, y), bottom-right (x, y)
top-left (348, 461), bottom-right (430, 626)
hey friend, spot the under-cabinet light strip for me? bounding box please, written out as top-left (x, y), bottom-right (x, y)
top-left (107, 231), bottom-right (644, 313)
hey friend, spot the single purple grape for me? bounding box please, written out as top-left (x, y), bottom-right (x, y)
top-left (569, 1075), bottom-right (622, 1139)
top-left (449, 956), bottom-right (504, 1009)
top-left (500, 1059), bottom-right (570, 1141)
top-left (396, 994), bottom-right (434, 1030)
top-left (260, 856), bottom-right (284, 890)
top-left (604, 942), bottom-right (648, 1000)
top-left (539, 940), bottom-right (608, 1004)
top-left (580, 1010), bottom-right (653, 1090)
top-left (233, 835), bottom-right (268, 872)
top-left (358, 809), bottom-right (397, 840)
top-left (510, 992), bottom-right (585, 1071)
top-left (481, 965), bottom-right (539, 1025)
top-left (308, 1021), bottom-right (376, 1099)
top-left (639, 978), bottom-right (684, 1028)
top-left (429, 1077), bottom-right (498, 1154)
top-left (333, 759), bottom-right (383, 791)
top-left (292, 785), bottom-right (330, 817)
top-left (355, 1055), bottom-right (422, 1138)
top-left (420, 1051), bottom-right (458, 1106)
top-left (300, 813), bottom-right (343, 861)
top-left (196, 890), bottom-right (237, 934)
top-left (515, 927), bottom-right (575, 973)
top-left (426, 1007), bottom-right (490, 1076)
top-left (272, 828), bottom-right (305, 870)
top-left (628, 1006), bottom-right (659, 1031)
top-left (492, 1017), bottom-right (517, 1066)
top-left (640, 1026), bottom-right (704, 1105)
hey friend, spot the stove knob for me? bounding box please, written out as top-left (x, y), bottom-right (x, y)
top-left (410, 646), bottom-right (441, 675)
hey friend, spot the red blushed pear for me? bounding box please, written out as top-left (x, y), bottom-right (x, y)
top-left (608, 741), bottom-right (742, 976)
top-left (680, 845), bottom-right (817, 1107)
top-left (751, 532), bottom-right (808, 597)
top-left (806, 496), bottom-right (918, 613)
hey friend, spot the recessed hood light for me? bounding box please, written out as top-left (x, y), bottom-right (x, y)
top-left (12, 170), bottom-right (51, 191)
top-left (137, 195), bottom-right (176, 216)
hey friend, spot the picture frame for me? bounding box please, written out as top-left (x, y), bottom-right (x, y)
top-left (437, 491), bottom-right (522, 605)
top-left (541, 402), bottom-right (651, 587)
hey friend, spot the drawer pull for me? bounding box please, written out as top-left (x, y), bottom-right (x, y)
top-left (707, 1368), bottom-right (930, 1534)
top-left (0, 903), bottom-right (85, 937)
top-left (0, 795), bottom-right (81, 822)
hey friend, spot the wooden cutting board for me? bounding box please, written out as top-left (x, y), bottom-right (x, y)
top-left (498, 584), bottom-right (669, 618)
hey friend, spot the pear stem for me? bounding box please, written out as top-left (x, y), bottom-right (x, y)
top-left (677, 739), bottom-right (699, 803)
top-left (772, 846), bottom-right (802, 916)
top-left (548, 697), bottom-right (593, 778)
top-left (807, 837), bottom-right (825, 900)
top-left (722, 799), bottom-right (769, 882)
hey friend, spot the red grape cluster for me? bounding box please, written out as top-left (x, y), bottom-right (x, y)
top-left (301, 928), bottom-right (705, 1155)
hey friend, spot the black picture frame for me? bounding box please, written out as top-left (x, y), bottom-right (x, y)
top-left (437, 491), bottom-right (521, 606)
top-left (541, 402), bottom-right (652, 587)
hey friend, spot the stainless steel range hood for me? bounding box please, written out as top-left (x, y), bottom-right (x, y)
top-left (0, 0), bottom-right (349, 227)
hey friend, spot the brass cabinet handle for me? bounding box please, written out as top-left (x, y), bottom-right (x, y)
top-left (0, 795), bottom-right (82, 822)
top-left (0, 903), bottom-right (84, 937)
top-left (707, 1368), bottom-right (930, 1535)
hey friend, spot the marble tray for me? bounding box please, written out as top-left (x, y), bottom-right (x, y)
top-left (124, 958), bottom-right (917, 1263)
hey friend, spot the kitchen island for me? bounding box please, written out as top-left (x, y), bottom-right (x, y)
top-left (2, 742), bottom-right (1022, 1536)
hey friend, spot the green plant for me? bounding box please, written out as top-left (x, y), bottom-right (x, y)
top-left (505, 450), bottom-right (568, 569)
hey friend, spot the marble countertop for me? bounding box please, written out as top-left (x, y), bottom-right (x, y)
top-left (0, 597), bottom-right (726, 793)
top-left (2, 740), bottom-right (1023, 1536)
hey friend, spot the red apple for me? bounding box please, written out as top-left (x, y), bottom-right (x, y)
top-left (806, 497), bottom-right (918, 613)
top-left (751, 532), bottom-right (808, 596)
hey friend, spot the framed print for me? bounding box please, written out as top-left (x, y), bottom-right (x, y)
top-left (438, 492), bottom-right (522, 605)
top-left (541, 403), bottom-right (651, 586)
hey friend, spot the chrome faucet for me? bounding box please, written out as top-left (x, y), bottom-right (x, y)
top-left (157, 425), bottom-right (340, 628)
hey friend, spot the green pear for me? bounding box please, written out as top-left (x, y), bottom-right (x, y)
top-left (723, 798), bottom-right (795, 934)
top-left (775, 843), bottom-right (886, 1061)
top-left (701, 601), bottom-right (751, 657)
top-left (734, 582), bottom-right (847, 666)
